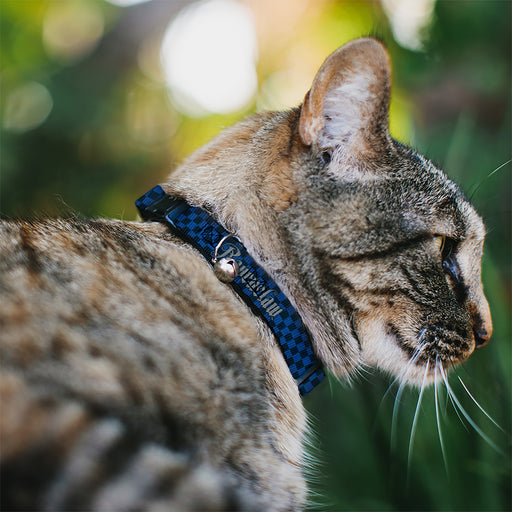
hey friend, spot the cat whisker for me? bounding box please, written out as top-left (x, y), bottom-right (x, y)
top-left (377, 374), bottom-right (401, 425)
top-left (443, 383), bottom-right (450, 417)
top-left (390, 382), bottom-right (405, 453)
top-left (441, 358), bottom-right (470, 430)
top-left (380, 377), bottom-right (398, 407)
top-left (486, 158), bottom-right (512, 179)
top-left (352, 361), bottom-right (372, 384)
top-left (450, 355), bottom-right (472, 381)
top-left (434, 358), bottom-right (449, 477)
top-left (390, 347), bottom-right (424, 450)
top-left (440, 365), bottom-right (470, 431)
top-left (469, 158), bottom-right (511, 200)
top-left (446, 357), bottom-right (503, 431)
top-left (439, 365), bottom-right (501, 453)
top-left (405, 344), bottom-right (427, 377)
top-left (407, 361), bottom-right (429, 472)
top-left (456, 376), bottom-right (504, 432)
top-left (486, 158), bottom-right (512, 178)
top-left (388, 351), bottom-right (418, 396)
top-left (381, 349), bottom-right (421, 420)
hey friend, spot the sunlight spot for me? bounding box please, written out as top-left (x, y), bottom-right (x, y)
top-left (160, 0), bottom-right (258, 116)
top-left (382, 0), bottom-right (436, 51)
top-left (4, 82), bottom-right (53, 133)
top-left (43, 1), bottom-right (104, 62)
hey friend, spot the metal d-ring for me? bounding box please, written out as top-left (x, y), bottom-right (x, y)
top-left (212, 233), bottom-right (240, 263)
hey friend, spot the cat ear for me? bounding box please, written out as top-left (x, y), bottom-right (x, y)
top-left (299, 38), bottom-right (392, 156)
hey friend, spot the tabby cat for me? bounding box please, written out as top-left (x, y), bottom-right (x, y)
top-left (0, 38), bottom-right (492, 511)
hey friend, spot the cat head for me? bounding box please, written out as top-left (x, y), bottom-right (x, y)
top-left (170, 38), bottom-right (492, 387)
top-left (278, 38), bottom-right (492, 385)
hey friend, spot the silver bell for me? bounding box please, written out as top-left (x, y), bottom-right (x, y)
top-left (213, 257), bottom-right (239, 283)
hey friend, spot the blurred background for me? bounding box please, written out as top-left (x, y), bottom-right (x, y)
top-left (1, 0), bottom-right (510, 510)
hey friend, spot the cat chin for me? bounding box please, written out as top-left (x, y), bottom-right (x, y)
top-left (356, 319), bottom-right (441, 387)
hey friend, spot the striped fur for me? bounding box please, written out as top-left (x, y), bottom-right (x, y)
top-left (0, 38), bottom-right (491, 510)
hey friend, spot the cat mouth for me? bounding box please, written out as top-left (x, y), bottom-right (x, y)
top-left (388, 323), bottom-right (473, 369)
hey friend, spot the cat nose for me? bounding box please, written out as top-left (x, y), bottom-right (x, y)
top-left (471, 298), bottom-right (492, 348)
top-left (473, 327), bottom-right (491, 348)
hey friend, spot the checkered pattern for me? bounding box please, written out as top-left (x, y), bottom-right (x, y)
top-left (136, 186), bottom-right (325, 396)
top-left (299, 366), bottom-right (325, 396)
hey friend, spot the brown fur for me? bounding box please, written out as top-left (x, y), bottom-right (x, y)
top-left (0, 38), bottom-right (491, 510)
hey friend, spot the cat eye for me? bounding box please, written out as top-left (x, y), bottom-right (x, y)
top-left (320, 150), bottom-right (332, 165)
top-left (440, 238), bottom-right (458, 274)
top-left (435, 235), bottom-right (457, 263)
top-left (435, 236), bottom-right (462, 287)
top-left (434, 235), bottom-right (446, 254)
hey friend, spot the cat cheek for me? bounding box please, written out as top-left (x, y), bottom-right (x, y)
top-left (356, 315), bottom-right (427, 385)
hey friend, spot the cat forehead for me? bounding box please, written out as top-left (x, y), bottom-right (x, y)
top-left (305, 149), bottom-right (484, 243)
top-left (409, 153), bottom-right (485, 241)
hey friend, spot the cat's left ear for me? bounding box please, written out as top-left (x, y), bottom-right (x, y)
top-left (299, 38), bottom-right (392, 156)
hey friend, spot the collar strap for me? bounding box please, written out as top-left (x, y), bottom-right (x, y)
top-left (135, 185), bottom-right (325, 396)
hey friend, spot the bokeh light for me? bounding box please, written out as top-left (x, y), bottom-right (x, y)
top-left (382, 0), bottom-right (436, 50)
top-left (43, 0), bottom-right (104, 62)
top-left (160, 0), bottom-right (258, 116)
top-left (105, 0), bottom-right (153, 6)
top-left (3, 82), bottom-right (53, 133)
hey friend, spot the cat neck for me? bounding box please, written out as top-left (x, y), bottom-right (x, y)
top-left (135, 185), bottom-right (325, 396)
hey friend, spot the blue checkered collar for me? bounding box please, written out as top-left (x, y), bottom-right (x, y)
top-left (135, 185), bottom-right (325, 396)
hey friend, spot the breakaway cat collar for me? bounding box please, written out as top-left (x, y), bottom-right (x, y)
top-left (136, 186), bottom-right (325, 396)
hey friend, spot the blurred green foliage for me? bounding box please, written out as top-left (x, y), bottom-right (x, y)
top-left (1, 1), bottom-right (510, 511)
